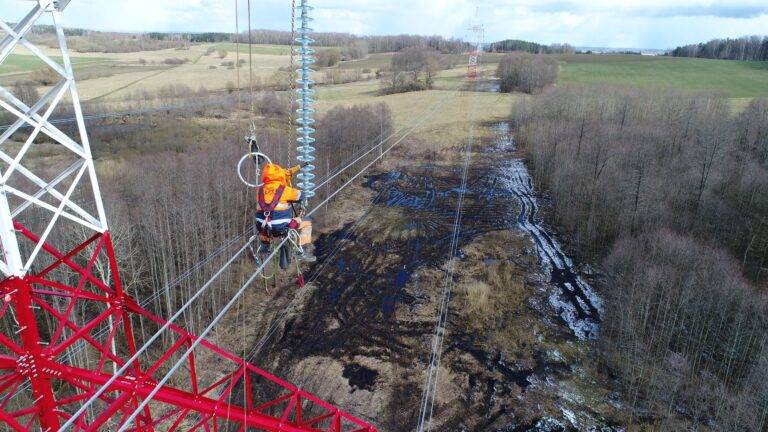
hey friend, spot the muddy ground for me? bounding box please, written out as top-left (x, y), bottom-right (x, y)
top-left (241, 117), bottom-right (624, 431)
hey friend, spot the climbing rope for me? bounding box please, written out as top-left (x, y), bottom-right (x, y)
top-left (287, 0), bottom-right (296, 164)
top-left (247, 0), bottom-right (255, 114)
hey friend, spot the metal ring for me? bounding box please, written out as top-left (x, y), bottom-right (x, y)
top-left (237, 152), bottom-right (272, 188)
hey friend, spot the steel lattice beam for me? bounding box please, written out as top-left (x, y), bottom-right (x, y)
top-left (0, 227), bottom-right (376, 431)
top-left (0, 3), bottom-right (377, 432)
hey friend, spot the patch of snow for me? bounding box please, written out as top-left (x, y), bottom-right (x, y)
top-left (561, 407), bottom-right (579, 427)
top-left (535, 417), bottom-right (566, 431)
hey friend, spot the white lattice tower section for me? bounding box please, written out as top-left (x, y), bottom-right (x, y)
top-left (0, 0), bottom-right (107, 277)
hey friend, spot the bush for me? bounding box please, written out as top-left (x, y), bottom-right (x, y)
top-left (316, 103), bottom-right (394, 174)
top-left (163, 57), bottom-right (188, 65)
top-left (343, 40), bottom-right (369, 60)
top-left (323, 69), bottom-right (363, 85)
top-left (218, 49), bottom-right (228, 59)
top-left (382, 46), bottom-right (440, 94)
top-left (30, 67), bottom-right (59, 85)
top-left (12, 80), bottom-right (38, 106)
top-left (253, 92), bottom-right (288, 116)
top-left (496, 52), bottom-right (558, 94)
top-left (315, 49), bottom-right (342, 68)
top-left (137, 58), bottom-right (147, 65)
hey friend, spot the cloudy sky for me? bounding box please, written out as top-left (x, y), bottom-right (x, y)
top-left (3, 0), bottom-right (768, 49)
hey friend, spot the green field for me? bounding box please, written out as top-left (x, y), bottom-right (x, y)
top-left (558, 54), bottom-right (768, 98)
top-left (213, 43), bottom-right (292, 56)
top-left (0, 53), bottom-right (105, 76)
top-left (214, 43), bottom-right (344, 57)
top-left (337, 53), bottom-right (392, 70)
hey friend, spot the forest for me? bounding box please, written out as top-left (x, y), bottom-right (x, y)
top-left (488, 39), bottom-right (575, 54)
top-left (512, 86), bottom-right (768, 429)
top-left (670, 35), bottom-right (768, 61)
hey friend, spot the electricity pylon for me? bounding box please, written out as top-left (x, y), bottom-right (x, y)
top-left (0, 2), bottom-right (375, 431)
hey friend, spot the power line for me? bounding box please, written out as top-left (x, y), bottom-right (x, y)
top-left (60, 83), bottom-right (463, 429)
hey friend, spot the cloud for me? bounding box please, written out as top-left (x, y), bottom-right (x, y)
top-left (0, 0), bottom-right (767, 49)
top-left (650, 4), bottom-right (768, 18)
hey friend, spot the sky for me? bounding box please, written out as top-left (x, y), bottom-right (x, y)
top-left (2, 0), bottom-right (768, 49)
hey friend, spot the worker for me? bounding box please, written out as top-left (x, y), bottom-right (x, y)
top-left (256, 163), bottom-right (316, 263)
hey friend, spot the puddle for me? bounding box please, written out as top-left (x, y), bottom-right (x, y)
top-left (491, 122), bottom-right (603, 340)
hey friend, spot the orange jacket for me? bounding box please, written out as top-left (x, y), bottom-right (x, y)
top-left (257, 164), bottom-right (302, 211)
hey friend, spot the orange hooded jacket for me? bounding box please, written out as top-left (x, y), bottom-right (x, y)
top-left (257, 164), bottom-right (302, 211)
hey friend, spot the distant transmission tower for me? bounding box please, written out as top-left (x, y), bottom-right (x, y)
top-left (467, 5), bottom-right (484, 80)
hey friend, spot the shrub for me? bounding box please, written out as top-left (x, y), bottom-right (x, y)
top-left (381, 47), bottom-right (441, 94)
top-left (496, 52), bottom-right (558, 94)
top-left (137, 58), bottom-right (147, 65)
top-left (163, 57), bottom-right (188, 65)
top-left (30, 67), bottom-right (59, 85)
top-left (217, 49), bottom-right (227, 59)
top-left (253, 92), bottom-right (288, 116)
top-left (323, 69), bottom-right (363, 85)
top-left (315, 49), bottom-right (342, 67)
top-left (12, 80), bottom-right (38, 106)
top-left (343, 40), bottom-right (369, 60)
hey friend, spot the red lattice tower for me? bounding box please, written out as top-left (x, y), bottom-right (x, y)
top-left (467, 6), bottom-right (484, 80)
top-left (0, 2), bottom-right (376, 431)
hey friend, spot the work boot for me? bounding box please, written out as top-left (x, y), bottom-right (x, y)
top-left (297, 250), bottom-right (317, 263)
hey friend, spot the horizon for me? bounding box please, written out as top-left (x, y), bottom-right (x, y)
top-left (1, 0), bottom-right (767, 50)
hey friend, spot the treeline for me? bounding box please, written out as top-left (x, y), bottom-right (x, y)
top-left (27, 23), bottom-right (87, 36)
top-left (489, 39), bottom-right (575, 55)
top-left (25, 23), bottom-right (468, 54)
top-left (231, 30), bottom-right (467, 53)
top-left (513, 86), bottom-right (768, 429)
top-left (31, 32), bottom-right (188, 53)
top-left (669, 35), bottom-right (768, 61)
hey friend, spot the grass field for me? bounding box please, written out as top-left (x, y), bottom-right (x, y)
top-left (213, 43), bottom-right (293, 56)
top-left (558, 54), bottom-right (768, 98)
top-left (5, 44), bottom-right (767, 105)
top-left (0, 53), bottom-right (106, 76)
top-left (336, 53), bottom-right (392, 70)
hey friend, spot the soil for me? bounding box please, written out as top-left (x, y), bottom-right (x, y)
top-left (242, 115), bottom-right (624, 431)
